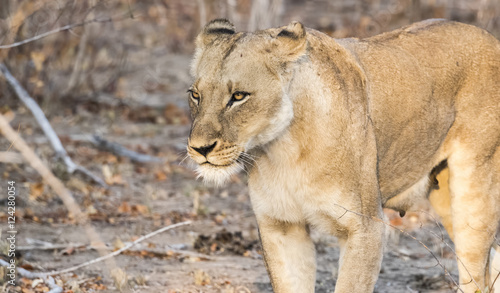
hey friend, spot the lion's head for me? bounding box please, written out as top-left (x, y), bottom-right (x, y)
top-left (187, 19), bottom-right (308, 185)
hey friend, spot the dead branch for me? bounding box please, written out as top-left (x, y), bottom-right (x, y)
top-left (41, 221), bottom-right (191, 276)
top-left (63, 22), bottom-right (90, 95)
top-left (128, 243), bottom-right (216, 261)
top-left (0, 17), bottom-right (113, 49)
top-left (0, 259), bottom-right (62, 293)
top-left (0, 151), bottom-right (23, 164)
top-left (17, 243), bottom-right (86, 251)
top-left (0, 63), bottom-right (107, 187)
top-left (492, 270), bottom-right (500, 291)
top-left (248, 0), bottom-right (284, 31)
top-left (196, 0), bottom-right (207, 28)
top-left (90, 135), bottom-right (164, 163)
top-left (0, 112), bottom-right (117, 273)
top-left (63, 7), bottom-right (106, 96)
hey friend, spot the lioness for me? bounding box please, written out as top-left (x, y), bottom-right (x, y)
top-left (187, 18), bottom-right (500, 292)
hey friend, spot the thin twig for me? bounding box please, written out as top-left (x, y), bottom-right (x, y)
top-left (196, 0), bottom-right (207, 28)
top-left (0, 259), bottom-right (63, 293)
top-left (130, 244), bottom-right (216, 261)
top-left (41, 221), bottom-right (191, 276)
top-left (332, 203), bottom-right (465, 292)
top-left (492, 269), bottom-right (500, 291)
top-left (415, 209), bottom-right (481, 290)
top-left (0, 63), bottom-right (107, 187)
top-left (17, 243), bottom-right (86, 251)
top-left (6, 124), bottom-right (20, 152)
top-left (63, 20), bottom-right (90, 95)
top-left (0, 151), bottom-right (23, 164)
top-left (0, 18), bottom-right (112, 49)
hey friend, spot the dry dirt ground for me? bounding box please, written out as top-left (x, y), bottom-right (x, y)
top-left (1, 54), bottom-right (464, 293)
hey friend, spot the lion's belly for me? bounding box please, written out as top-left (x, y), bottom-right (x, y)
top-left (359, 52), bottom-right (456, 200)
top-left (374, 109), bottom-right (452, 199)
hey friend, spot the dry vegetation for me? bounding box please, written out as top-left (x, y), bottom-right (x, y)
top-left (0, 0), bottom-right (499, 292)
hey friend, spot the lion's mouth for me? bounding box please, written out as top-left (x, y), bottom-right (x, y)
top-left (201, 161), bottom-right (235, 167)
top-left (187, 145), bottom-right (247, 186)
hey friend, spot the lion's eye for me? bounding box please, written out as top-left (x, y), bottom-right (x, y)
top-left (189, 90), bottom-right (200, 103)
top-left (227, 91), bottom-right (250, 108)
top-left (233, 92), bottom-right (245, 100)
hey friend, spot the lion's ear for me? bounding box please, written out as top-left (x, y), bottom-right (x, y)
top-left (196, 19), bottom-right (236, 48)
top-left (275, 21), bottom-right (307, 60)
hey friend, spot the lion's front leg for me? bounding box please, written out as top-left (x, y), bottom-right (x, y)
top-left (257, 216), bottom-right (316, 293)
top-left (335, 219), bottom-right (385, 293)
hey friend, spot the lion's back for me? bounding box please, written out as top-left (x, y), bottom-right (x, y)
top-left (340, 19), bottom-right (500, 198)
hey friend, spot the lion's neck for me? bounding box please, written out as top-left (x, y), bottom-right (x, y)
top-left (258, 70), bottom-right (342, 167)
top-left (250, 40), bottom-right (370, 185)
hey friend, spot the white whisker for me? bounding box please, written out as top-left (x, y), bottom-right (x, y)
top-left (178, 154), bottom-right (190, 166)
top-left (238, 156), bottom-right (255, 169)
top-left (235, 160), bottom-right (250, 176)
top-left (240, 151), bottom-right (260, 172)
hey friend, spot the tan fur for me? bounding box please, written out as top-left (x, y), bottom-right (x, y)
top-left (187, 19), bottom-right (500, 292)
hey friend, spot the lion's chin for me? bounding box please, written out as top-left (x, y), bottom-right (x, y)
top-left (195, 162), bottom-right (242, 187)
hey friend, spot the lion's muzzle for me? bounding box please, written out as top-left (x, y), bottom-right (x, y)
top-left (191, 141), bottom-right (217, 157)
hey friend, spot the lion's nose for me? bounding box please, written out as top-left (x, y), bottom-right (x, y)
top-left (192, 141), bottom-right (217, 157)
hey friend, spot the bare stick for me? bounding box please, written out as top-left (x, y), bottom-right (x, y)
top-left (129, 243), bottom-right (216, 260)
top-left (0, 112), bottom-right (117, 272)
top-left (196, 0), bottom-right (207, 28)
top-left (0, 259), bottom-right (62, 293)
top-left (416, 209), bottom-right (480, 289)
top-left (492, 270), bottom-right (500, 291)
top-left (63, 23), bottom-right (90, 95)
top-left (0, 63), bottom-right (107, 187)
top-left (41, 221), bottom-right (191, 276)
top-left (0, 151), bottom-right (23, 164)
top-left (90, 135), bottom-right (164, 163)
top-left (17, 243), bottom-right (87, 251)
top-left (63, 6), bottom-right (99, 96)
top-left (0, 18), bottom-right (113, 49)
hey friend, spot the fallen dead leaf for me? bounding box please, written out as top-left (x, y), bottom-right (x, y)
top-left (30, 51), bottom-right (46, 71)
top-left (111, 268), bottom-right (129, 291)
top-left (113, 237), bottom-right (125, 251)
top-left (60, 246), bottom-right (75, 256)
top-left (132, 204), bottom-right (149, 215)
top-left (29, 182), bottom-right (44, 201)
top-left (67, 177), bottom-right (90, 196)
top-left (155, 170), bottom-right (167, 181)
top-left (117, 202), bottom-right (131, 214)
top-left (3, 110), bottom-right (15, 122)
top-left (193, 269), bottom-right (211, 286)
top-left (102, 165), bottom-right (113, 184)
top-left (31, 278), bottom-right (43, 288)
top-left (163, 103), bottom-right (190, 125)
